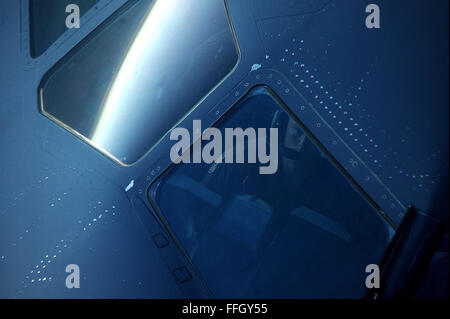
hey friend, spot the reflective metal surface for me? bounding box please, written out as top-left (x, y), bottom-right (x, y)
top-left (40, 0), bottom-right (239, 165)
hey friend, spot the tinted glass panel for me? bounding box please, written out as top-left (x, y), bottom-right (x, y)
top-left (39, 0), bottom-right (239, 165)
top-left (29, 0), bottom-right (100, 57)
top-left (152, 86), bottom-right (392, 298)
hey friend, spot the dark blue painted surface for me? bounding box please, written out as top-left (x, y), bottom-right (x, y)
top-left (29, 0), bottom-right (101, 57)
top-left (0, 0), bottom-right (448, 298)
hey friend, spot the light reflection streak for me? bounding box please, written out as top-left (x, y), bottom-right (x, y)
top-left (92, 0), bottom-right (180, 146)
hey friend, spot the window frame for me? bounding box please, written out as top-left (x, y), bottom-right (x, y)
top-left (37, 0), bottom-right (241, 167)
top-left (146, 84), bottom-right (396, 296)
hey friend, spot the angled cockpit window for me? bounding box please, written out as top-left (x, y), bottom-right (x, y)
top-left (29, 0), bottom-right (100, 57)
top-left (39, 0), bottom-right (239, 165)
top-left (151, 86), bottom-right (393, 298)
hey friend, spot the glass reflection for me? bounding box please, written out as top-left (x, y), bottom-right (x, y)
top-left (40, 0), bottom-right (239, 165)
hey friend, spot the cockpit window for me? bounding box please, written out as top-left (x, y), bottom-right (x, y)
top-left (39, 0), bottom-right (239, 165)
top-left (151, 86), bottom-right (393, 298)
top-left (29, 0), bottom-right (100, 57)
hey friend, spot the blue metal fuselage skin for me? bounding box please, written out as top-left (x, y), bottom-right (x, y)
top-left (0, 0), bottom-right (448, 298)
